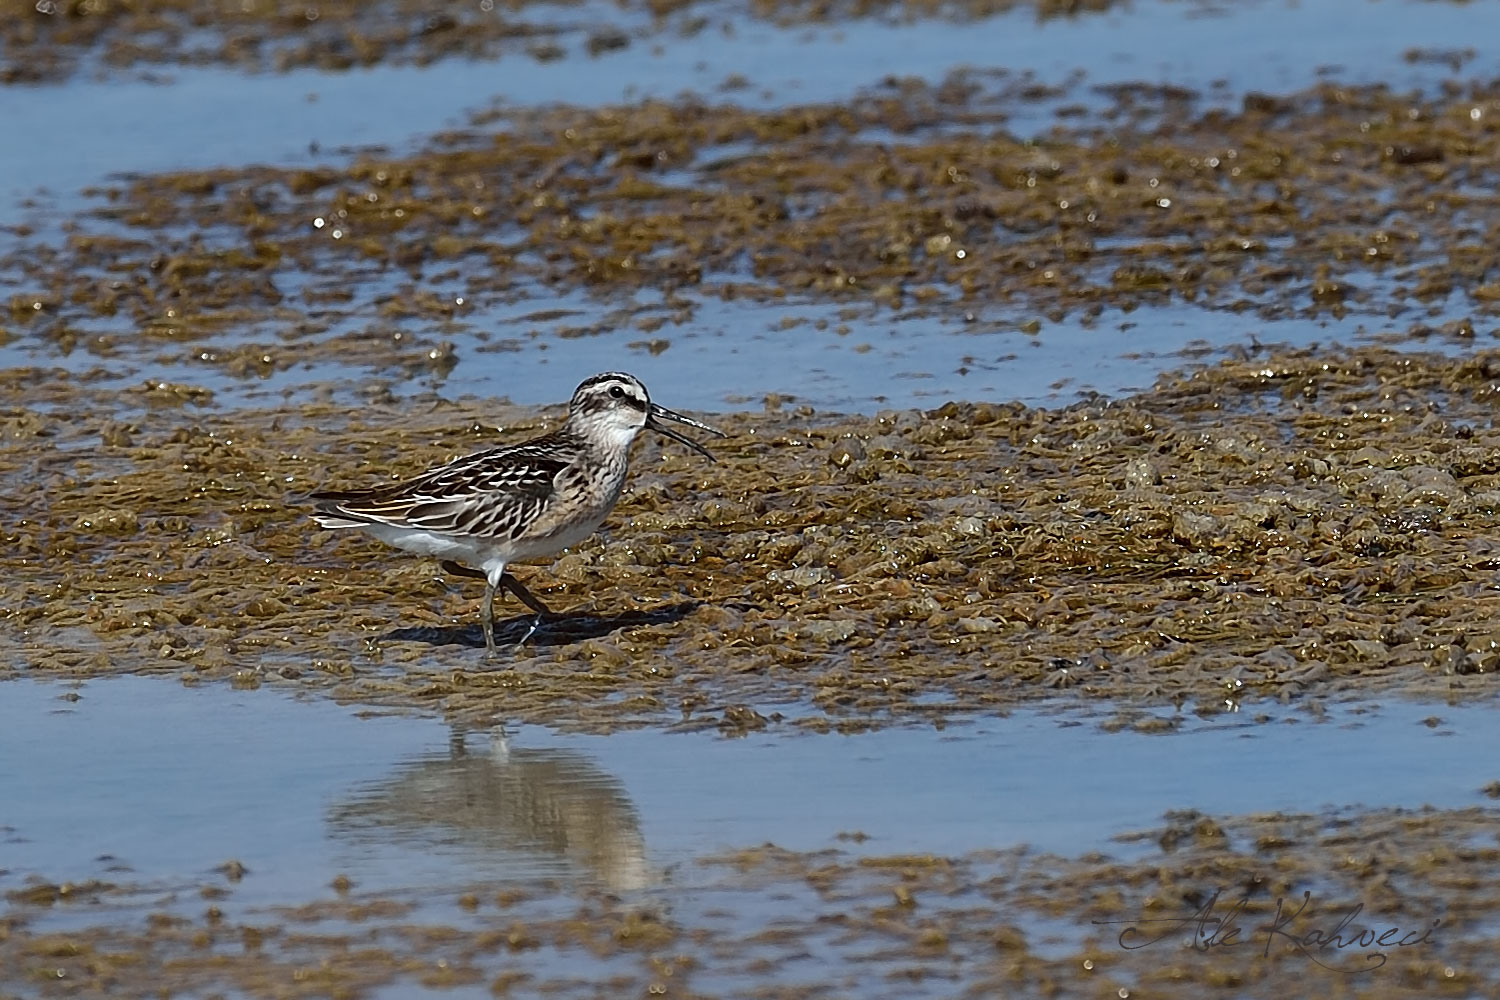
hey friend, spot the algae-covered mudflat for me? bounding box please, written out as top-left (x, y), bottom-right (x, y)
top-left (4, 0), bottom-right (1500, 995)
top-left (6, 346), bottom-right (1500, 732)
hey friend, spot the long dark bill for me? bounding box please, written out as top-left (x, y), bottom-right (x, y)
top-left (646, 402), bottom-right (727, 461)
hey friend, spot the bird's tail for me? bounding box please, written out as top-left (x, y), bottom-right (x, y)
top-left (311, 512), bottom-right (372, 530)
top-left (308, 492), bottom-right (382, 530)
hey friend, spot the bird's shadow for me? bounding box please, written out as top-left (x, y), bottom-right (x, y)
top-left (382, 601), bottom-right (702, 651)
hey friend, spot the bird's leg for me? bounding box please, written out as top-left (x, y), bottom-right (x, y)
top-left (481, 578), bottom-right (499, 660)
top-left (443, 561), bottom-right (557, 652)
top-left (441, 560), bottom-right (487, 580)
top-left (501, 573), bottom-right (557, 619)
top-left (502, 573), bottom-right (558, 648)
top-left (516, 616), bottom-right (543, 647)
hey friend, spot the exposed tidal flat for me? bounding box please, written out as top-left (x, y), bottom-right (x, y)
top-left (5, 346), bottom-right (1500, 726)
top-left (5, 0), bottom-right (1500, 995)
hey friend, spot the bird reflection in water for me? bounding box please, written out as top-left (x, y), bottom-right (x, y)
top-left (328, 728), bottom-right (650, 891)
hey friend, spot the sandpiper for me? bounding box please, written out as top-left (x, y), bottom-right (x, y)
top-left (310, 372), bottom-right (725, 658)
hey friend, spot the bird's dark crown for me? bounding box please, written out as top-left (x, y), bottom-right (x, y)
top-left (570, 372), bottom-right (650, 417)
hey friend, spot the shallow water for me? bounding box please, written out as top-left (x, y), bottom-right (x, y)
top-left (3, 278), bottom-right (1488, 414)
top-left (333, 293), bottom-right (1500, 410)
top-left (4, 676), bottom-right (1497, 906)
top-left (3, 0), bottom-right (1496, 202)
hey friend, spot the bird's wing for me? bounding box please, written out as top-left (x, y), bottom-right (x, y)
top-left (311, 439), bottom-right (578, 540)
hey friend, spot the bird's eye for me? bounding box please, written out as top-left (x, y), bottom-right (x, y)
top-left (609, 386), bottom-right (625, 398)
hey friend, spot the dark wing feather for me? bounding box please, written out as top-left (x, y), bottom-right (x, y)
top-left (312, 436), bottom-right (580, 539)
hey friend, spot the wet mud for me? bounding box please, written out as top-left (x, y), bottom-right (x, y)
top-left (3, 345), bottom-right (1500, 730)
top-left (3, 804), bottom-right (1495, 997)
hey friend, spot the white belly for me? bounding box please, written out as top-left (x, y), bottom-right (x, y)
top-left (357, 523), bottom-right (497, 566)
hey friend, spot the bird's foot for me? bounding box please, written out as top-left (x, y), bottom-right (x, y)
top-left (516, 614), bottom-right (545, 648)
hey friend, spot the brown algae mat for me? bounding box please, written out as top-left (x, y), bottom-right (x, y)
top-left (10, 73), bottom-right (1500, 385)
top-left (4, 344), bottom-right (1500, 729)
top-left (1, 0), bottom-right (1129, 82)
top-left (3, 804), bottom-right (1496, 997)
